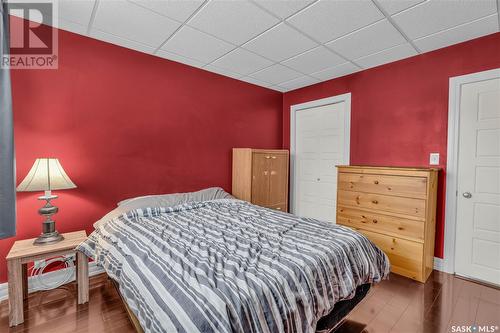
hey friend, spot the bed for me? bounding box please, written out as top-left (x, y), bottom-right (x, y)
top-left (77, 188), bottom-right (390, 333)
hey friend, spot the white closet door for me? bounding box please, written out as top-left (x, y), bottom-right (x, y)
top-left (455, 76), bottom-right (500, 286)
top-left (295, 102), bottom-right (347, 223)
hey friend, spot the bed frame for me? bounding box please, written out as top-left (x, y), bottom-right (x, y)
top-left (112, 279), bottom-right (144, 333)
top-left (111, 277), bottom-right (371, 333)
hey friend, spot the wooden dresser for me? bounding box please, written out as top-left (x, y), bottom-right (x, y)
top-left (232, 148), bottom-right (289, 212)
top-left (336, 166), bottom-right (438, 282)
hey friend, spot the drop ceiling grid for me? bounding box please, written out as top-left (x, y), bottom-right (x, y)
top-left (41, 0), bottom-right (500, 92)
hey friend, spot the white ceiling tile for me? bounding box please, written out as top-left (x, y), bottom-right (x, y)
top-left (89, 28), bottom-right (156, 54)
top-left (375, 0), bottom-right (425, 15)
top-left (243, 23), bottom-right (318, 62)
top-left (414, 14), bottom-right (499, 53)
top-left (211, 48), bottom-right (273, 75)
top-left (287, 0), bottom-right (384, 43)
top-left (155, 49), bottom-right (207, 68)
top-left (92, 1), bottom-right (180, 47)
top-left (129, 0), bottom-right (204, 22)
top-left (310, 62), bottom-right (360, 81)
top-left (238, 76), bottom-right (275, 88)
top-left (355, 43), bottom-right (417, 69)
top-left (270, 85), bottom-right (288, 92)
top-left (253, 0), bottom-right (315, 19)
top-left (57, 19), bottom-right (88, 35)
top-left (58, 0), bottom-right (95, 26)
top-left (249, 63), bottom-right (303, 84)
top-left (326, 19), bottom-right (406, 60)
top-left (392, 0), bottom-right (497, 39)
top-left (277, 76), bottom-right (319, 90)
top-left (203, 65), bottom-right (243, 79)
top-left (188, 0), bottom-right (280, 45)
top-left (282, 46), bottom-right (345, 74)
top-left (161, 26), bottom-right (234, 63)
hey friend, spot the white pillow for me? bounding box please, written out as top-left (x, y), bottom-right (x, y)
top-left (94, 187), bottom-right (234, 229)
top-left (118, 187), bottom-right (234, 207)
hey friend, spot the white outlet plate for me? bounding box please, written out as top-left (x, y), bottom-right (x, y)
top-left (429, 153), bottom-right (440, 165)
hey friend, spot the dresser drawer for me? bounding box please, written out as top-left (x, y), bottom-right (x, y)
top-left (338, 172), bottom-right (427, 198)
top-left (337, 206), bottom-right (425, 242)
top-left (357, 229), bottom-right (424, 281)
top-left (337, 190), bottom-right (426, 219)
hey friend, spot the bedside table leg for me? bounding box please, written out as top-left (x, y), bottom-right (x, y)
top-left (22, 263), bottom-right (28, 300)
top-left (76, 251), bottom-right (89, 304)
top-left (7, 259), bottom-right (23, 326)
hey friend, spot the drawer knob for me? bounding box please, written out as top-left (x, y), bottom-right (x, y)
top-left (265, 156), bottom-right (271, 159)
top-left (276, 207), bottom-right (281, 210)
top-left (372, 219), bottom-right (378, 223)
top-left (271, 156), bottom-right (277, 159)
top-left (372, 200), bottom-right (378, 204)
top-left (398, 227), bottom-right (404, 230)
top-left (374, 180), bottom-right (379, 184)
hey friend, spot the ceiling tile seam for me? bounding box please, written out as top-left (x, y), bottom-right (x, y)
top-left (181, 0), bottom-right (286, 49)
top-left (85, 0), bottom-right (100, 35)
top-left (371, 0), bottom-right (422, 54)
top-left (185, 3), bottom-right (292, 68)
top-left (276, 75), bottom-right (318, 87)
top-left (497, 0), bottom-right (500, 31)
top-left (125, 0), bottom-right (201, 24)
top-left (412, 13), bottom-right (500, 43)
top-left (245, 60), bottom-right (321, 84)
top-left (389, 0), bottom-right (430, 17)
top-left (88, 26), bottom-right (159, 50)
top-left (248, 0), bottom-right (364, 70)
top-left (157, 48), bottom-right (209, 65)
top-left (152, 0), bottom-right (210, 54)
top-left (239, 76), bottom-right (271, 85)
top-left (321, 17), bottom-right (389, 46)
top-left (249, 0), bottom-right (321, 22)
top-left (200, 1), bottom-right (323, 77)
top-left (353, 43), bottom-right (415, 68)
top-left (281, 21), bottom-right (364, 70)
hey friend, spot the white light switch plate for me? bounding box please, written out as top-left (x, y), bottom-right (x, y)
top-left (429, 153), bottom-right (440, 165)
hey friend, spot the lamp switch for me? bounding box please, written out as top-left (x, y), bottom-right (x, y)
top-left (429, 153), bottom-right (440, 165)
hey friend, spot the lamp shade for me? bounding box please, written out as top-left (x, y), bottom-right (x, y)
top-left (17, 158), bottom-right (77, 192)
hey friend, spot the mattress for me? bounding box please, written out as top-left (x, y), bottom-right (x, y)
top-left (78, 199), bottom-right (389, 333)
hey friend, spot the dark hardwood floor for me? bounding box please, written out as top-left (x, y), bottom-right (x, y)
top-left (1, 271), bottom-right (499, 333)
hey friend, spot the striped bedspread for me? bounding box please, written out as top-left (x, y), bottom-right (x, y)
top-left (77, 199), bottom-right (389, 333)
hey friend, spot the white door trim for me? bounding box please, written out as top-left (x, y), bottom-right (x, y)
top-left (289, 93), bottom-right (351, 214)
top-left (443, 68), bottom-right (500, 274)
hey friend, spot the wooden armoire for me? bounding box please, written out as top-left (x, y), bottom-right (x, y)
top-left (232, 148), bottom-right (289, 212)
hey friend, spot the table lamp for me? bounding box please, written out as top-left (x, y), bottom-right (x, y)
top-left (17, 158), bottom-right (77, 245)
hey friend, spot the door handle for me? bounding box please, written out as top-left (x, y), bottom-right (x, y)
top-left (462, 192), bottom-right (472, 199)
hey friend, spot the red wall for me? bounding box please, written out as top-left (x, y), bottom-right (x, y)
top-left (283, 33), bottom-right (500, 259)
top-left (0, 28), bottom-right (282, 282)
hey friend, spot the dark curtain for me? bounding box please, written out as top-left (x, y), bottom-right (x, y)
top-left (0, 0), bottom-right (15, 239)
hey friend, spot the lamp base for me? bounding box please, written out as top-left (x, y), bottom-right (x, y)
top-left (33, 231), bottom-right (64, 245)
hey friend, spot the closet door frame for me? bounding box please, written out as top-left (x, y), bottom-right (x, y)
top-left (289, 93), bottom-right (351, 216)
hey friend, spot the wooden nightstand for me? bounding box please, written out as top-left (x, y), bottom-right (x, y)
top-left (6, 230), bottom-right (89, 327)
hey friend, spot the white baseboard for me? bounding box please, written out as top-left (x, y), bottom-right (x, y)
top-left (0, 261), bottom-right (104, 302)
top-left (433, 256), bottom-right (453, 273)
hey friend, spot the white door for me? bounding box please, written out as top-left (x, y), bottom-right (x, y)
top-left (455, 76), bottom-right (500, 286)
top-left (294, 98), bottom-right (349, 223)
